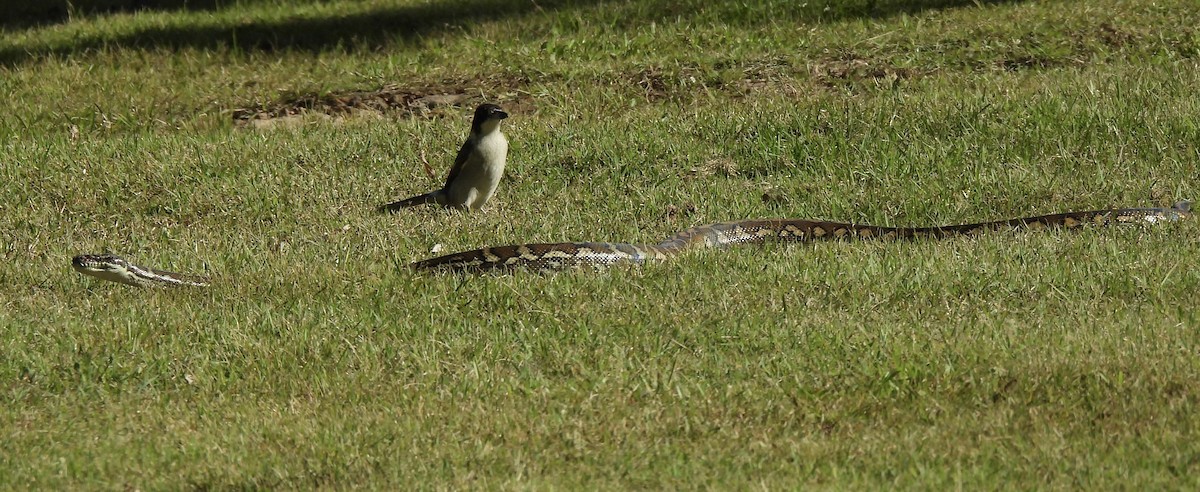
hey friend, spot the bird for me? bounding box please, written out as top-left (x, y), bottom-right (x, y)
top-left (379, 103), bottom-right (509, 212)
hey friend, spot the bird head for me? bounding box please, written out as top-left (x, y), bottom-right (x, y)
top-left (472, 104), bottom-right (508, 134)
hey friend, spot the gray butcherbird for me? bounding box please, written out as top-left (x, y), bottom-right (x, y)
top-left (379, 104), bottom-right (509, 212)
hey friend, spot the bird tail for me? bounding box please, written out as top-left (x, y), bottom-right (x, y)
top-left (378, 192), bottom-right (438, 212)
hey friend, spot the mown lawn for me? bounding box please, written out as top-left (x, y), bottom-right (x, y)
top-left (2, 0), bottom-right (1199, 488)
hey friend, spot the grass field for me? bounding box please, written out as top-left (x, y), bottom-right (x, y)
top-left (3, 0), bottom-right (1199, 488)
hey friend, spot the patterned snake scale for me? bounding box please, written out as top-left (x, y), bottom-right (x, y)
top-left (410, 202), bottom-right (1194, 273)
top-left (72, 253), bottom-right (212, 287)
top-left (72, 202), bottom-right (1192, 286)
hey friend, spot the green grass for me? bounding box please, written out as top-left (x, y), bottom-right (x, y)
top-left (3, 0), bottom-right (1200, 488)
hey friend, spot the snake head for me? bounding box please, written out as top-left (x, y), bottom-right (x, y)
top-left (71, 254), bottom-right (148, 287)
top-left (72, 254), bottom-right (128, 273)
top-left (72, 253), bottom-right (150, 287)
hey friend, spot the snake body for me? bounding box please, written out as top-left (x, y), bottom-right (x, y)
top-left (72, 202), bottom-right (1192, 286)
top-left (410, 202), bottom-right (1193, 273)
top-left (72, 254), bottom-right (211, 288)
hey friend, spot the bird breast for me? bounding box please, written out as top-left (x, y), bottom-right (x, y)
top-left (473, 132), bottom-right (508, 175)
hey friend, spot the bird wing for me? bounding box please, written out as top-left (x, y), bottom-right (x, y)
top-left (442, 139), bottom-right (474, 189)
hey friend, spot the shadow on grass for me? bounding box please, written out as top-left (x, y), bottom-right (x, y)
top-left (1, 0), bottom-right (1024, 67)
top-left (0, 0), bottom-right (290, 30)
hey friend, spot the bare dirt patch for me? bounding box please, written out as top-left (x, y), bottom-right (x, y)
top-left (811, 54), bottom-right (924, 89)
top-left (231, 83), bottom-right (533, 129)
top-left (628, 57), bottom-right (799, 100)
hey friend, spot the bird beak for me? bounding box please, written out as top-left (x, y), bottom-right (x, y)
top-left (495, 110), bottom-right (509, 120)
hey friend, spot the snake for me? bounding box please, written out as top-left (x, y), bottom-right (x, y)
top-left (72, 254), bottom-right (211, 288)
top-left (72, 201), bottom-right (1192, 286)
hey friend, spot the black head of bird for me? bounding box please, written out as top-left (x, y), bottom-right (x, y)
top-left (472, 104), bottom-right (508, 133)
